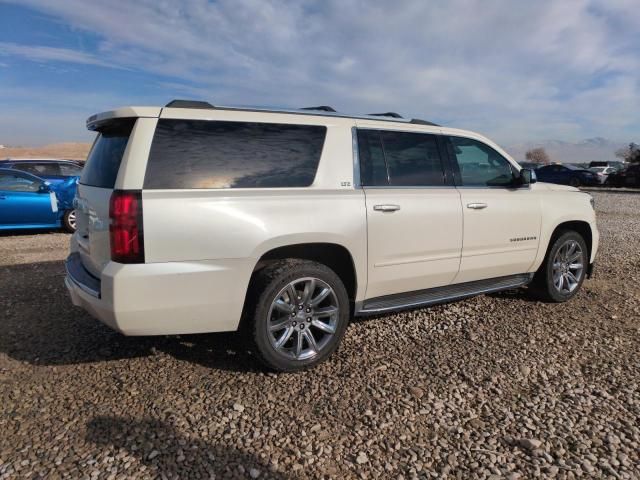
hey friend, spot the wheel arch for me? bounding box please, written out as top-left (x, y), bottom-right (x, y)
top-left (544, 220), bottom-right (593, 265)
top-left (251, 242), bottom-right (358, 305)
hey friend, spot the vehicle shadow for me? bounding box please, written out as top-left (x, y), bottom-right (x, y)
top-left (486, 287), bottom-right (542, 303)
top-left (0, 260), bottom-right (260, 372)
top-left (85, 415), bottom-right (289, 479)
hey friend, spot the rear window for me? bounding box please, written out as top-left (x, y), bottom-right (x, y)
top-left (80, 119), bottom-right (135, 188)
top-left (144, 120), bottom-right (326, 189)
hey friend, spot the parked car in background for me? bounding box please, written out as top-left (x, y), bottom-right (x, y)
top-left (0, 159), bottom-right (83, 185)
top-left (535, 164), bottom-right (599, 187)
top-left (605, 164), bottom-right (640, 188)
top-left (589, 166), bottom-right (616, 184)
top-left (0, 168), bottom-right (78, 232)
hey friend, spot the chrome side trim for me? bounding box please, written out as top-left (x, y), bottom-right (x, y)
top-left (355, 273), bottom-right (533, 315)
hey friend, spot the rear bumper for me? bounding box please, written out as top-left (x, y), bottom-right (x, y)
top-left (64, 254), bottom-right (255, 336)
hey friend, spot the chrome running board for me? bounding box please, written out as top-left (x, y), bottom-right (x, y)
top-left (356, 273), bottom-right (533, 315)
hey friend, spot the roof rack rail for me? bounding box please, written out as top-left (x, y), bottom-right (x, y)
top-left (410, 118), bottom-right (440, 126)
top-left (300, 105), bottom-right (336, 112)
top-left (165, 99), bottom-right (214, 109)
top-left (368, 112), bottom-right (403, 118)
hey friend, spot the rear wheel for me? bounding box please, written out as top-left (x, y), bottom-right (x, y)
top-left (244, 259), bottom-right (350, 372)
top-left (530, 231), bottom-right (587, 302)
top-left (63, 209), bottom-right (77, 233)
top-left (569, 177), bottom-right (581, 188)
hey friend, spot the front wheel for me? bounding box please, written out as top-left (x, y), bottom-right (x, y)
top-left (244, 259), bottom-right (350, 372)
top-left (530, 231), bottom-right (588, 302)
top-left (62, 209), bottom-right (77, 233)
top-left (569, 177), bottom-right (581, 188)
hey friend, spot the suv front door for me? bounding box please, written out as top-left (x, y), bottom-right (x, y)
top-left (357, 127), bottom-right (463, 300)
top-left (444, 135), bottom-right (541, 283)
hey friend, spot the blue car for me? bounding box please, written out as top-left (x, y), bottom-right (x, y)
top-left (0, 159), bottom-right (83, 186)
top-left (0, 168), bottom-right (78, 232)
top-left (535, 164), bottom-right (600, 187)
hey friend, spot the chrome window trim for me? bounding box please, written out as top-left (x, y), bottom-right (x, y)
top-left (351, 127), bottom-right (361, 189)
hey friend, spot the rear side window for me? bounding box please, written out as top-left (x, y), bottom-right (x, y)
top-left (144, 120), bottom-right (327, 189)
top-left (80, 119), bottom-right (136, 188)
top-left (358, 129), bottom-right (446, 187)
top-left (15, 163), bottom-right (61, 176)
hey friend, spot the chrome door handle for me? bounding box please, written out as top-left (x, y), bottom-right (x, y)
top-left (467, 203), bottom-right (488, 210)
top-left (373, 204), bottom-right (401, 212)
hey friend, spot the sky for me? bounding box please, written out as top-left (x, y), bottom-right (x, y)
top-left (0, 0), bottom-right (638, 160)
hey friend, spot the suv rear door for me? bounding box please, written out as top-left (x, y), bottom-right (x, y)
top-left (75, 118), bottom-right (137, 277)
top-left (356, 126), bottom-right (463, 299)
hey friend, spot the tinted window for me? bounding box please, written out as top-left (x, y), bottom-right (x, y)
top-left (381, 131), bottom-right (444, 186)
top-left (358, 129), bottom-right (445, 186)
top-left (448, 136), bottom-right (514, 187)
top-left (144, 120), bottom-right (326, 189)
top-left (80, 119), bottom-right (135, 188)
top-left (357, 130), bottom-right (388, 186)
top-left (0, 172), bottom-right (41, 192)
top-left (15, 163), bottom-right (60, 176)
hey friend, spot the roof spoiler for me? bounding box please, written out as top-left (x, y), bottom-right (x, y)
top-left (165, 99), bottom-right (215, 109)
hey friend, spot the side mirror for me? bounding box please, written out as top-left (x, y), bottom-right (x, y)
top-left (516, 168), bottom-right (536, 186)
top-left (38, 183), bottom-right (51, 193)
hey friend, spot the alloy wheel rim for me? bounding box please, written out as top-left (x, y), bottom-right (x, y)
top-left (267, 277), bottom-right (339, 361)
top-left (552, 240), bottom-right (584, 294)
top-left (68, 210), bottom-right (77, 230)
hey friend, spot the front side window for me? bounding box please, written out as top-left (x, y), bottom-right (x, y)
top-left (447, 136), bottom-right (514, 187)
top-left (358, 129), bottom-right (445, 187)
top-left (0, 173), bottom-right (41, 192)
top-left (144, 120), bottom-right (326, 189)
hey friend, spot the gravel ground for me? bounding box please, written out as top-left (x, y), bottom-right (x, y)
top-left (1, 191), bottom-right (639, 479)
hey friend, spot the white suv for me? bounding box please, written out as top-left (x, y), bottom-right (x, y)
top-left (65, 100), bottom-right (599, 371)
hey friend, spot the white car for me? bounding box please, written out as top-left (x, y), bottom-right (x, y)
top-left (588, 166), bottom-right (616, 184)
top-left (65, 100), bottom-right (599, 371)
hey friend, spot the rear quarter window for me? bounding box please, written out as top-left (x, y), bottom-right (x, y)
top-left (144, 119), bottom-right (326, 189)
top-left (80, 119), bottom-right (135, 188)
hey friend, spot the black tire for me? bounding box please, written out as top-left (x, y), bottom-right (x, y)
top-left (569, 177), bottom-right (581, 188)
top-left (529, 231), bottom-right (588, 302)
top-left (243, 259), bottom-right (350, 372)
top-left (62, 209), bottom-right (77, 233)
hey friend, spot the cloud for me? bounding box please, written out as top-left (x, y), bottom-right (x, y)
top-left (2, 0), bottom-right (639, 145)
top-left (0, 41), bottom-right (120, 69)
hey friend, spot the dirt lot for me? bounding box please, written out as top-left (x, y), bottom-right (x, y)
top-left (1, 143), bottom-right (90, 161)
top-left (1, 191), bottom-right (639, 479)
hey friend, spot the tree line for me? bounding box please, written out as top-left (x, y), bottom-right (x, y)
top-left (524, 142), bottom-right (639, 165)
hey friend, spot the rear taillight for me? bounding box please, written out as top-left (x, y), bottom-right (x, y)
top-left (109, 190), bottom-right (144, 263)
